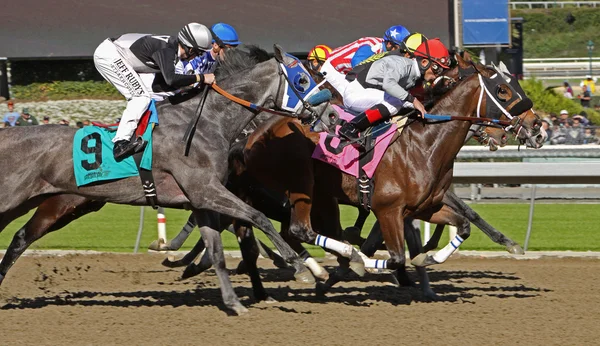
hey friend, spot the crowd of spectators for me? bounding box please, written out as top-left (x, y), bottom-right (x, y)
top-left (2, 100), bottom-right (92, 128)
top-left (545, 109), bottom-right (599, 145)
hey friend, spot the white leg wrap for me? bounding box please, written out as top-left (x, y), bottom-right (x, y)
top-left (304, 257), bottom-right (327, 277)
top-left (314, 235), bottom-right (354, 257)
top-left (363, 258), bottom-right (389, 269)
top-left (432, 235), bottom-right (464, 263)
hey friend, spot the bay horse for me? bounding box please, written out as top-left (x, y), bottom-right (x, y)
top-left (0, 45), bottom-right (337, 315)
top-left (164, 56), bottom-right (533, 290)
top-left (238, 53), bottom-right (543, 295)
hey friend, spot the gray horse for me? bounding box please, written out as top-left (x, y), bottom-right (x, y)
top-left (0, 45), bottom-right (337, 315)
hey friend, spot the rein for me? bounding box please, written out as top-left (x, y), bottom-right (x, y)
top-left (211, 83), bottom-right (303, 119)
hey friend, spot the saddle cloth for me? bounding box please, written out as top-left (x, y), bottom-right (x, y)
top-left (73, 101), bottom-right (159, 187)
top-left (312, 105), bottom-right (399, 178)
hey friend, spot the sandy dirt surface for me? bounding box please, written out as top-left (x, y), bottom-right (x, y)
top-left (1, 253), bottom-right (599, 346)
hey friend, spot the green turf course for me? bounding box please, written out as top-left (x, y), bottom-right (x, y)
top-left (1, 203), bottom-right (598, 254)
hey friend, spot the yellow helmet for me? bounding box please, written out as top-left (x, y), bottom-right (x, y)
top-left (307, 44), bottom-right (332, 62)
top-left (403, 32), bottom-right (428, 54)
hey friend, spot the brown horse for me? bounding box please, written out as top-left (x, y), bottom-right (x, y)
top-left (240, 53), bottom-right (543, 295)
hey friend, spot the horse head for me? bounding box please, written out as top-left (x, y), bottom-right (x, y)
top-left (455, 54), bottom-right (546, 149)
top-left (273, 44), bottom-right (338, 132)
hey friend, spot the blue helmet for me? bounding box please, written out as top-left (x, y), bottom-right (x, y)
top-left (211, 23), bottom-right (242, 46)
top-left (383, 25), bottom-right (410, 46)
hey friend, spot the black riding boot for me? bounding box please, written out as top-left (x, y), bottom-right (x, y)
top-left (338, 104), bottom-right (391, 142)
top-left (113, 137), bottom-right (147, 161)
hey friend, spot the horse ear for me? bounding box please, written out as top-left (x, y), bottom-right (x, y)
top-left (498, 61), bottom-right (511, 74)
top-left (462, 51), bottom-right (473, 62)
top-left (273, 44), bottom-right (285, 64)
top-left (456, 53), bottom-right (470, 69)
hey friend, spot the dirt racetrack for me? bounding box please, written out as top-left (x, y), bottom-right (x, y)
top-left (1, 253), bottom-right (599, 345)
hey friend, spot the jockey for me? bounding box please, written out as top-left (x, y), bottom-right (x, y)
top-left (338, 38), bottom-right (451, 143)
top-left (94, 23), bottom-right (214, 160)
top-left (351, 25), bottom-right (411, 68)
top-left (179, 22), bottom-right (242, 75)
top-left (320, 25), bottom-right (411, 95)
top-left (306, 44), bottom-right (332, 73)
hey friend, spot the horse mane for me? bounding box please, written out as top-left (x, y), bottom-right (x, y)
top-left (215, 45), bottom-right (271, 80)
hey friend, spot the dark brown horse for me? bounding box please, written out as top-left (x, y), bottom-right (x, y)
top-left (239, 53), bottom-right (543, 295)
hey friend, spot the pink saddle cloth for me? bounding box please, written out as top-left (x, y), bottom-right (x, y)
top-left (312, 105), bottom-right (397, 178)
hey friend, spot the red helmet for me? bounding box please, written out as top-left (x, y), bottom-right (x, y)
top-left (414, 38), bottom-right (450, 69)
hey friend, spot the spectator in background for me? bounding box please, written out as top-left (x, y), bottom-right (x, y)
top-left (559, 109), bottom-right (570, 125)
top-left (583, 127), bottom-right (598, 144)
top-left (541, 118), bottom-right (552, 145)
top-left (565, 117), bottom-right (584, 144)
top-left (563, 81), bottom-right (574, 99)
top-left (574, 113), bottom-right (590, 126)
top-left (581, 75), bottom-right (596, 94)
top-left (579, 84), bottom-right (592, 108)
top-left (15, 108), bottom-right (39, 126)
top-left (550, 120), bottom-right (566, 145)
top-left (76, 121), bottom-right (84, 128)
top-left (59, 119), bottom-right (70, 126)
top-left (549, 112), bottom-right (558, 124)
top-left (42, 116), bottom-right (50, 125)
top-left (3, 100), bottom-right (20, 127)
top-left (82, 120), bottom-right (91, 126)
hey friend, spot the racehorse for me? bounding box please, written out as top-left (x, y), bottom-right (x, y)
top-left (163, 55), bottom-right (534, 292)
top-left (0, 45), bottom-right (337, 315)
top-left (238, 53), bottom-right (543, 295)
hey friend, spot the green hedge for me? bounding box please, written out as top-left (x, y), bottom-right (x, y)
top-left (11, 81), bottom-right (121, 101)
top-left (521, 78), bottom-right (600, 123)
top-left (512, 7), bottom-right (600, 58)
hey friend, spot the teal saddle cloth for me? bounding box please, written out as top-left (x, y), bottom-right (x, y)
top-left (73, 101), bottom-right (159, 187)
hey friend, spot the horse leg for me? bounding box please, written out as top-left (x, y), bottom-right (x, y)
top-left (342, 207), bottom-right (370, 246)
top-left (280, 219), bottom-right (320, 283)
top-left (193, 210), bottom-right (248, 315)
top-left (289, 192), bottom-right (364, 276)
top-left (184, 183), bottom-right (305, 273)
top-left (423, 224), bottom-right (445, 253)
top-left (0, 195), bottom-right (104, 286)
top-left (443, 190), bottom-right (524, 254)
top-left (360, 221), bottom-right (385, 257)
top-left (412, 204), bottom-right (471, 267)
top-left (150, 213), bottom-right (197, 251)
top-left (403, 218), bottom-right (436, 300)
top-left (161, 237), bottom-right (206, 268)
top-left (233, 220), bottom-right (275, 302)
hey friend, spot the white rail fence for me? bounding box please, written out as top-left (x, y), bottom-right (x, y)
top-left (135, 145), bottom-right (600, 253)
top-left (511, 1), bottom-right (600, 9)
top-left (524, 58), bottom-right (599, 79)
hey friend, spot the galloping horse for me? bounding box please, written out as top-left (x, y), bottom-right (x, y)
top-left (0, 45), bottom-right (337, 315)
top-left (239, 53), bottom-right (543, 295)
top-left (167, 56), bottom-right (537, 291)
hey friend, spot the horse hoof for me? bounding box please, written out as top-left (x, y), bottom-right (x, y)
top-left (161, 257), bottom-right (186, 268)
top-left (314, 270), bottom-right (330, 282)
top-left (507, 244), bottom-right (525, 255)
top-left (181, 261), bottom-right (211, 280)
top-left (411, 253), bottom-right (437, 267)
top-left (264, 296), bottom-right (278, 304)
top-left (349, 261), bottom-right (366, 277)
top-left (349, 250), bottom-right (366, 277)
top-left (294, 270), bottom-right (316, 284)
top-left (148, 239), bottom-right (170, 252)
top-left (272, 257), bottom-right (289, 269)
top-left (422, 288), bottom-right (439, 301)
top-left (315, 282), bottom-right (329, 297)
top-left (230, 303), bottom-right (249, 316)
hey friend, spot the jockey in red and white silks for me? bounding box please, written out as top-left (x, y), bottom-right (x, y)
top-left (320, 37), bottom-right (384, 95)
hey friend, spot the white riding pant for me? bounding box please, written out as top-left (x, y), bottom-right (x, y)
top-left (342, 80), bottom-right (408, 115)
top-left (320, 60), bottom-right (350, 96)
top-left (94, 39), bottom-right (171, 142)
